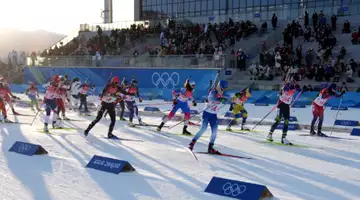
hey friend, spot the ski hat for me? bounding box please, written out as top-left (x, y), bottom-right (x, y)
top-left (131, 79), bottom-right (138, 85)
top-left (111, 76), bottom-right (120, 83)
top-left (53, 75), bottom-right (60, 83)
top-left (244, 88), bottom-right (252, 97)
top-left (328, 83), bottom-right (337, 90)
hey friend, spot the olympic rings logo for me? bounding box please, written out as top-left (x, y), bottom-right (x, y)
top-left (17, 143), bottom-right (32, 153)
top-left (151, 72), bottom-right (180, 89)
top-left (222, 182), bottom-right (247, 197)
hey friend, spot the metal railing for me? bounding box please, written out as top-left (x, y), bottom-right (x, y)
top-left (26, 54), bottom-right (226, 68)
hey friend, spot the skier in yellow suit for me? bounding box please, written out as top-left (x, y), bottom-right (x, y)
top-left (226, 88), bottom-right (252, 131)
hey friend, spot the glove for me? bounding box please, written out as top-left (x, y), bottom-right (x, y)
top-left (220, 97), bottom-right (227, 104)
top-left (229, 103), bottom-right (234, 111)
top-left (192, 100), bottom-right (197, 107)
top-left (67, 98), bottom-right (71, 103)
top-left (139, 97), bottom-right (143, 103)
top-left (340, 90), bottom-right (346, 96)
top-left (173, 99), bottom-right (178, 105)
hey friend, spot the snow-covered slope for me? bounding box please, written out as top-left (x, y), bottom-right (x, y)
top-left (1, 95), bottom-right (360, 200)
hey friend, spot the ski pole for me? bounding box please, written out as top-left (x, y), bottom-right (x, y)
top-left (330, 97), bottom-right (343, 136)
top-left (30, 108), bottom-right (42, 126)
top-left (290, 90), bottom-right (303, 108)
top-left (251, 101), bottom-right (280, 130)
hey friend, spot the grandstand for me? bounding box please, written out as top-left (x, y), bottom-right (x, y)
top-left (16, 0), bottom-right (360, 93)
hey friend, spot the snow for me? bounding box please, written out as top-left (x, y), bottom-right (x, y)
top-left (1, 94), bottom-right (360, 200)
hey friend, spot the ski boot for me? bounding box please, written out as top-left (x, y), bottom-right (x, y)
top-left (182, 125), bottom-right (192, 135)
top-left (107, 132), bottom-right (116, 139)
top-left (138, 119), bottom-right (147, 126)
top-left (12, 110), bottom-right (20, 115)
top-left (84, 128), bottom-right (90, 137)
top-left (281, 136), bottom-right (293, 145)
top-left (157, 122), bottom-right (165, 131)
top-left (241, 124), bottom-right (250, 131)
top-left (226, 125), bottom-right (232, 132)
top-left (52, 121), bottom-right (63, 129)
top-left (267, 132), bottom-right (274, 142)
top-left (44, 124), bottom-right (49, 133)
top-left (317, 130), bottom-right (328, 137)
top-left (62, 115), bottom-right (70, 120)
top-left (208, 143), bottom-right (221, 155)
top-left (310, 127), bottom-right (316, 136)
top-left (119, 117), bottom-right (126, 121)
top-left (3, 118), bottom-right (13, 123)
top-left (128, 121), bottom-right (135, 127)
top-left (188, 140), bottom-right (196, 151)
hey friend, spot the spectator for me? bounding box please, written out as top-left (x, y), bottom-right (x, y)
top-left (275, 52), bottom-right (282, 75)
top-left (264, 65), bottom-right (273, 80)
top-left (312, 12), bottom-right (318, 28)
top-left (272, 13), bottom-right (278, 30)
top-left (237, 49), bottom-right (246, 71)
top-left (333, 64), bottom-right (341, 82)
top-left (230, 49), bottom-right (236, 68)
top-left (331, 15), bottom-right (337, 30)
top-left (305, 48), bottom-right (315, 70)
top-left (315, 65), bottom-right (325, 81)
top-left (338, 46), bottom-right (346, 60)
top-left (349, 59), bottom-right (359, 75)
top-left (352, 31), bottom-right (359, 44)
top-left (346, 64), bottom-right (354, 82)
top-left (249, 62), bottom-right (257, 80)
top-left (304, 10), bottom-right (309, 27)
top-left (343, 20), bottom-right (351, 33)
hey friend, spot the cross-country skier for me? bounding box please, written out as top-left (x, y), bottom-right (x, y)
top-left (117, 78), bottom-right (127, 121)
top-left (25, 82), bottom-right (41, 111)
top-left (157, 78), bottom-right (196, 135)
top-left (0, 77), bottom-right (20, 115)
top-left (43, 75), bottom-right (63, 132)
top-left (226, 88), bottom-right (252, 131)
top-left (70, 77), bottom-right (81, 109)
top-left (56, 76), bottom-right (70, 120)
top-left (310, 83), bottom-right (345, 137)
top-left (125, 79), bottom-right (145, 127)
top-left (84, 76), bottom-right (133, 138)
top-left (78, 82), bottom-right (94, 115)
top-left (188, 80), bottom-right (228, 154)
top-left (266, 80), bottom-right (297, 145)
top-left (0, 81), bottom-right (11, 122)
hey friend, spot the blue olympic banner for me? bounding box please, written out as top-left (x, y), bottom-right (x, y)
top-left (24, 67), bottom-right (217, 101)
top-left (204, 176), bottom-right (273, 200)
top-left (351, 128), bottom-right (360, 136)
top-left (334, 120), bottom-right (359, 127)
top-left (9, 141), bottom-right (48, 156)
top-left (218, 118), bottom-right (237, 126)
top-left (276, 123), bottom-right (298, 130)
top-left (86, 155), bottom-right (135, 174)
top-left (144, 107), bottom-right (161, 112)
top-left (331, 106), bottom-right (348, 110)
top-left (281, 116), bottom-right (298, 122)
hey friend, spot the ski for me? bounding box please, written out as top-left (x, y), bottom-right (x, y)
top-left (102, 136), bottom-right (143, 142)
top-left (50, 127), bottom-right (80, 131)
top-left (195, 152), bottom-right (253, 159)
top-left (0, 121), bottom-right (30, 125)
top-left (137, 123), bottom-right (170, 128)
top-left (261, 140), bottom-right (311, 148)
top-left (62, 118), bottom-right (86, 122)
top-left (188, 121), bottom-right (200, 127)
top-left (9, 113), bottom-right (36, 117)
top-left (298, 134), bottom-right (355, 140)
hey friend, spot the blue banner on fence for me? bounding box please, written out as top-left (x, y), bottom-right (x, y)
top-left (204, 176), bottom-right (273, 200)
top-left (144, 107), bottom-right (160, 112)
top-left (334, 120), bottom-right (359, 127)
top-left (9, 141), bottom-right (48, 156)
top-left (276, 123), bottom-right (298, 130)
top-left (331, 106), bottom-right (348, 110)
top-left (351, 128), bottom-right (360, 136)
top-left (86, 155), bottom-right (135, 174)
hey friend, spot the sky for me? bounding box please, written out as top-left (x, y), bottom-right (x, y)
top-left (0, 0), bottom-right (134, 34)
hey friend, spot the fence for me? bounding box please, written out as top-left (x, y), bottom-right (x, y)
top-left (26, 54), bottom-right (226, 68)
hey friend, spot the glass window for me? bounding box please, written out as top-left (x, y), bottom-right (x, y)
top-left (208, 0), bottom-right (213, 10)
top-left (196, 1), bottom-right (201, 11)
top-left (291, 3), bottom-right (298, 9)
top-left (240, 0), bottom-right (246, 7)
top-left (214, 0), bottom-right (220, 9)
top-left (276, 0), bottom-right (282, 5)
top-left (157, 0), bottom-right (161, 4)
top-left (247, 0), bottom-right (253, 7)
top-left (190, 2), bottom-right (195, 12)
top-left (254, 0), bottom-right (261, 6)
top-left (201, 0), bottom-right (207, 11)
top-left (143, 0), bottom-right (147, 6)
top-left (220, 0), bottom-right (226, 9)
top-left (233, 0), bottom-right (239, 8)
top-left (268, 0), bottom-right (275, 5)
top-left (185, 2), bottom-right (189, 11)
top-left (162, 4), bottom-right (167, 13)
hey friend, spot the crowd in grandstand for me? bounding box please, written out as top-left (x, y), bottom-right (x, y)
top-left (243, 11), bottom-right (359, 84)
